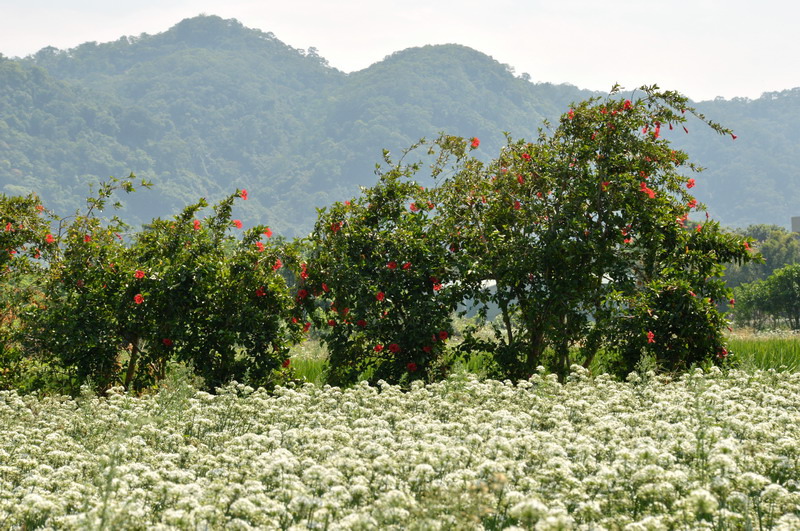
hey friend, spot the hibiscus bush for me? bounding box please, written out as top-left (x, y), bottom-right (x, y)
top-left (301, 147), bottom-right (463, 386)
top-left (425, 86), bottom-right (758, 379)
top-left (0, 193), bottom-right (56, 390)
top-left (295, 86), bottom-right (757, 384)
top-left (19, 178), bottom-right (304, 393)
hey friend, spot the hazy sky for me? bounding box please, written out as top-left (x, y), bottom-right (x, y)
top-left (1, 0), bottom-right (798, 101)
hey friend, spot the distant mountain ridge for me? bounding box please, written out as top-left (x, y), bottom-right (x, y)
top-left (1, 15), bottom-right (798, 236)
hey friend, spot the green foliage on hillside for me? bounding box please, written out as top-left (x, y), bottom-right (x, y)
top-left (1, 14), bottom-right (798, 237)
top-left (0, 15), bottom-right (603, 238)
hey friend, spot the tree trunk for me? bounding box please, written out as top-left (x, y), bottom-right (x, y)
top-left (524, 327), bottom-right (546, 377)
top-left (123, 339), bottom-right (140, 390)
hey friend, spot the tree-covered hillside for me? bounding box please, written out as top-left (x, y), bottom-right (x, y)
top-left (1, 15), bottom-right (798, 236)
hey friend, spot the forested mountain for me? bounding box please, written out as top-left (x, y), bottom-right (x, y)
top-left (1, 15), bottom-right (798, 236)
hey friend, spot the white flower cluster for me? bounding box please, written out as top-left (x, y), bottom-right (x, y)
top-left (1, 367), bottom-right (799, 529)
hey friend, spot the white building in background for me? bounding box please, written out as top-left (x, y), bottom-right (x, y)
top-left (793, 217), bottom-right (800, 233)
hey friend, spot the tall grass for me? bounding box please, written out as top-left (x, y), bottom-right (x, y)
top-left (286, 339), bottom-right (329, 385)
top-left (284, 331), bottom-right (800, 389)
top-left (729, 334), bottom-right (800, 372)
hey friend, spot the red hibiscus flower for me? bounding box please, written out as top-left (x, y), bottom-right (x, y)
top-left (255, 241), bottom-right (265, 252)
top-left (322, 282), bottom-right (329, 292)
top-left (517, 174), bottom-right (525, 184)
top-left (439, 330), bottom-right (449, 341)
top-left (256, 287), bottom-right (266, 297)
top-left (264, 227), bottom-right (273, 238)
top-left (623, 99), bottom-right (632, 110)
top-left (134, 294), bottom-right (144, 304)
top-left (422, 345), bottom-right (432, 353)
top-left (193, 219), bottom-right (201, 231)
top-left (471, 137), bottom-right (480, 148)
top-left (134, 270), bottom-right (145, 279)
top-left (162, 338), bottom-right (173, 347)
top-left (303, 322), bottom-right (311, 332)
top-left (84, 235), bottom-right (92, 243)
top-left (239, 189), bottom-right (248, 200)
top-left (374, 344), bottom-right (384, 352)
top-left (297, 288), bottom-right (308, 299)
top-left (328, 319), bottom-right (336, 327)
top-left (646, 330), bottom-right (655, 344)
top-left (45, 234), bottom-right (55, 244)
top-left (567, 109), bottom-right (575, 120)
top-left (601, 181), bottom-right (610, 191)
top-left (331, 221), bottom-right (342, 233)
top-left (233, 219), bottom-right (243, 229)
top-left (357, 319), bottom-right (367, 327)
top-left (686, 178), bottom-right (696, 189)
top-left (376, 291), bottom-right (385, 301)
top-left (282, 358), bottom-right (291, 368)
top-left (388, 343), bottom-right (400, 353)
top-left (410, 203), bottom-right (420, 212)
top-left (273, 258), bottom-right (283, 271)
top-left (513, 200), bottom-right (521, 210)
top-left (521, 153), bottom-right (531, 161)
top-left (407, 362), bottom-right (418, 372)
top-left (402, 262), bottom-right (411, 270)
top-left (387, 261), bottom-right (397, 269)
top-left (687, 199), bottom-right (697, 209)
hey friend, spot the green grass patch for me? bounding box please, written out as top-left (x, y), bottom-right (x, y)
top-left (729, 334), bottom-right (800, 372)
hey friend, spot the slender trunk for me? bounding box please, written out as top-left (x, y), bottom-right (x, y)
top-left (524, 326), bottom-right (546, 376)
top-left (556, 335), bottom-right (570, 383)
top-left (582, 330), bottom-right (600, 370)
top-left (124, 339), bottom-right (139, 390)
top-left (498, 296), bottom-right (514, 346)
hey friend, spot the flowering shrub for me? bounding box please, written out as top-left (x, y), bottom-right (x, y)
top-left (0, 368), bottom-right (798, 528)
top-left (303, 146), bottom-right (461, 385)
top-left (0, 193), bottom-right (55, 390)
top-left (432, 86), bottom-right (756, 378)
top-left (20, 181), bottom-right (303, 392)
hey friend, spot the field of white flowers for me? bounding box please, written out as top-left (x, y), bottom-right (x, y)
top-left (1, 366), bottom-right (799, 530)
